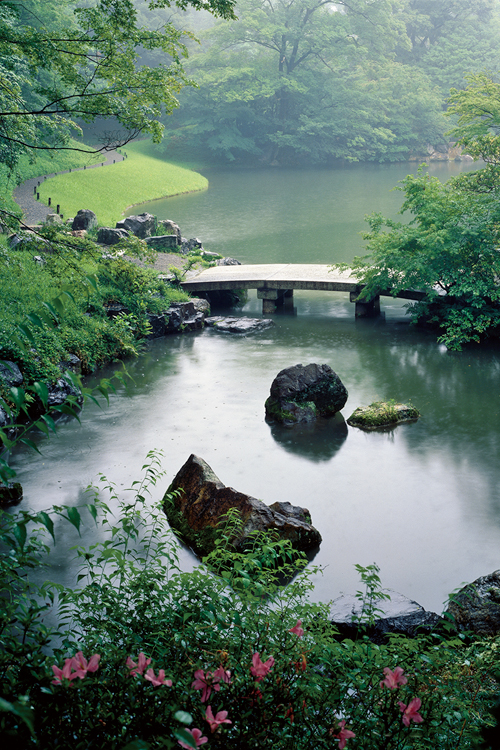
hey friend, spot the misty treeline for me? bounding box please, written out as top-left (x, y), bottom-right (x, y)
top-left (155, 0), bottom-right (500, 164)
top-left (2, 0), bottom-right (500, 172)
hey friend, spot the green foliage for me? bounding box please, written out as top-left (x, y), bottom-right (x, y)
top-left (1, 452), bottom-right (499, 748)
top-left (341, 162), bottom-right (500, 350)
top-left (0, 0), bottom-right (236, 175)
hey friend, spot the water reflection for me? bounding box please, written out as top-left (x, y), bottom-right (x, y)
top-left (267, 414), bottom-right (348, 462)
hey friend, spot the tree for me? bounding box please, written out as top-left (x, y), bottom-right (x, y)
top-left (162, 0), bottom-right (447, 164)
top-left (345, 75), bottom-right (500, 350)
top-left (0, 0), bottom-right (236, 174)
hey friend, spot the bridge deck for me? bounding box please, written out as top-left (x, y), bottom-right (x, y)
top-left (181, 263), bottom-right (424, 302)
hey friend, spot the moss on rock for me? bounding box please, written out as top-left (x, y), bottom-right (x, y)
top-left (347, 401), bottom-right (420, 430)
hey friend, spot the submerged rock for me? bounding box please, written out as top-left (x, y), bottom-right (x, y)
top-left (205, 316), bottom-right (273, 333)
top-left (330, 591), bottom-right (443, 643)
top-left (347, 402), bottom-right (420, 430)
top-left (445, 570), bottom-right (500, 635)
top-left (265, 363), bottom-right (348, 425)
top-left (163, 454), bottom-right (322, 558)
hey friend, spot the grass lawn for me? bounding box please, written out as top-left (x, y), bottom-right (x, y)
top-left (37, 140), bottom-right (209, 226)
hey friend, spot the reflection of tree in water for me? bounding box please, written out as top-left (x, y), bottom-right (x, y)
top-left (351, 321), bottom-right (500, 513)
top-left (268, 413), bottom-right (348, 463)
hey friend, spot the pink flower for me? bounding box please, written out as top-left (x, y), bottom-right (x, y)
top-left (144, 667), bottom-right (172, 687)
top-left (398, 697), bottom-right (424, 727)
top-left (250, 652), bottom-right (275, 682)
top-left (333, 720), bottom-right (356, 749)
top-left (126, 652), bottom-right (151, 677)
top-left (51, 658), bottom-right (77, 685)
top-left (178, 728), bottom-right (208, 748)
top-left (205, 705), bottom-right (232, 733)
top-left (192, 669), bottom-right (221, 703)
top-left (213, 665), bottom-right (232, 685)
top-left (289, 620), bottom-right (304, 637)
top-left (71, 651), bottom-right (100, 679)
top-left (380, 666), bottom-right (408, 690)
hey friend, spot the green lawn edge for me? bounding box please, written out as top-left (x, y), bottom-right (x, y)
top-left (36, 140), bottom-right (209, 226)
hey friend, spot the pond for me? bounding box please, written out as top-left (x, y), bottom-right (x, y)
top-left (13, 159), bottom-right (500, 616)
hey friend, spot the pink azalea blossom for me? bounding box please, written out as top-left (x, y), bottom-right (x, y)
top-left (289, 619), bottom-right (304, 637)
top-left (205, 705), bottom-right (232, 733)
top-left (213, 665), bottom-right (232, 685)
top-left (71, 651), bottom-right (100, 680)
top-left (51, 658), bottom-right (78, 685)
top-left (192, 669), bottom-right (221, 703)
top-left (250, 652), bottom-right (275, 682)
top-left (398, 697), bottom-right (424, 727)
top-left (144, 667), bottom-right (172, 687)
top-left (178, 728), bottom-right (208, 748)
top-left (333, 720), bottom-right (356, 749)
top-left (126, 652), bottom-right (151, 677)
top-left (380, 666), bottom-right (408, 690)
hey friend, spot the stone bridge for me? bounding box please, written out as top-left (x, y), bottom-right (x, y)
top-left (181, 264), bottom-right (425, 316)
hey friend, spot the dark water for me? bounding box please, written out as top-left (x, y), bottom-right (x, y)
top-left (13, 160), bottom-right (500, 616)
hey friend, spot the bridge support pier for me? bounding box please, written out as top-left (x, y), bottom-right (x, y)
top-left (350, 292), bottom-right (381, 318)
top-left (257, 288), bottom-right (293, 314)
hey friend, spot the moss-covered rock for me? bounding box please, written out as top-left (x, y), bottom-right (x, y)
top-left (347, 401), bottom-right (420, 430)
top-left (265, 363), bottom-right (348, 425)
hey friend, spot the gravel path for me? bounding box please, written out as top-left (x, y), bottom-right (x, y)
top-left (13, 149), bottom-right (125, 226)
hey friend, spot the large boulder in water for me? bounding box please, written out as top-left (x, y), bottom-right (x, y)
top-left (445, 570), bottom-right (500, 635)
top-left (265, 363), bottom-right (348, 425)
top-left (116, 212), bottom-right (156, 239)
top-left (163, 454), bottom-right (322, 558)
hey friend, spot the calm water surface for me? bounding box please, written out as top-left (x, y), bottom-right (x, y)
top-left (13, 161), bottom-right (500, 616)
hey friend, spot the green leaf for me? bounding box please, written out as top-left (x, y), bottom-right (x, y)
top-left (85, 274), bottom-right (99, 292)
top-left (13, 522), bottom-right (27, 550)
top-left (0, 698), bottom-right (35, 736)
top-left (173, 729), bottom-right (197, 748)
top-left (174, 710), bottom-right (193, 725)
top-left (17, 324), bottom-right (36, 345)
top-left (19, 437), bottom-right (42, 454)
top-left (66, 507), bottom-right (81, 535)
top-left (119, 741), bottom-right (151, 750)
top-left (31, 381), bottom-right (49, 408)
top-left (38, 511), bottom-right (55, 544)
top-left (9, 387), bottom-right (26, 409)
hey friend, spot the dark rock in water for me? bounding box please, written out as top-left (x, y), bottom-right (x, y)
top-left (72, 209), bottom-right (97, 231)
top-left (164, 454), bottom-right (322, 558)
top-left (164, 301), bottom-right (205, 334)
top-left (0, 361), bottom-right (23, 387)
top-left (445, 570), bottom-right (500, 635)
top-left (330, 591), bottom-right (443, 643)
top-left (0, 482), bottom-right (22, 507)
top-left (216, 257), bottom-right (241, 266)
top-left (47, 378), bottom-right (83, 408)
top-left (145, 235), bottom-right (178, 251)
top-left (265, 363), bottom-right (348, 425)
top-left (205, 316), bottom-right (273, 334)
top-left (97, 227), bottom-right (129, 245)
top-left (347, 402), bottom-right (420, 430)
top-left (116, 212), bottom-right (156, 239)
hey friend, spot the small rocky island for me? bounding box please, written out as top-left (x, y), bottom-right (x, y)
top-left (347, 401), bottom-right (420, 430)
top-left (265, 363), bottom-right (348, 425)
top-left (163, 454), bottom-right (322, 558)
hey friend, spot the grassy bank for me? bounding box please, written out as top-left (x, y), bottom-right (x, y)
top-left (37, 140), bottom-right (209, 227)
top-left (0, 140), bottom-right (101, 215)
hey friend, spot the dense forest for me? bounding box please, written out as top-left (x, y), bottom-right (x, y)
top-left (3, 0), bottom-right (500, 172)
